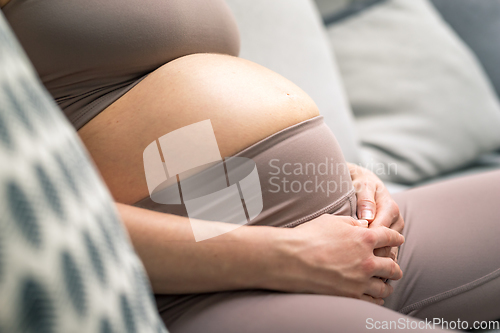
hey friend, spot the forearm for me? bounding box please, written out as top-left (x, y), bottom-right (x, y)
top-left (116, 203), bottom-right (288, 294)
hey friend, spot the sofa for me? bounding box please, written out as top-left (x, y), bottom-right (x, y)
top-left (1, 0), bottom-right (499, 332)
top-left (0, 11), bottom-right (168, 333)
top-left (225, 0), bottom-right (500, 194)
top-left (225, 0), bottom-right (500, 331)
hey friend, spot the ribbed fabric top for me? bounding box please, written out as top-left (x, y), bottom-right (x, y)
top-left (3, 0), bottom-right (240, 129)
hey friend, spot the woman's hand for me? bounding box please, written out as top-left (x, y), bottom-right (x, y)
top-left (118, 204), bottom-right (403, 304)
top-left (265, 214), bottom-right (404, 305)
top-left (348, 163), bottom-right (405, 262)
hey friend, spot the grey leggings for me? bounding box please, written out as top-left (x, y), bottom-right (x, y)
top-left (161, 170), bottom-right (500, 332)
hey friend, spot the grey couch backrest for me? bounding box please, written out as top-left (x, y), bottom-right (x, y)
top-left (225, 0), bottom-right (361, 163)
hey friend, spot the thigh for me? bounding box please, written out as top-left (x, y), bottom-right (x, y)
top-left (164, 291), bottom-right (446, 333)
top-left (386, 170), bottom-right (500, 322)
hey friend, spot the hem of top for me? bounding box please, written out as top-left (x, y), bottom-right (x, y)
top-left (232, 116), bottom-right (324, 159)
top-left (68, 75), bottom-right (148, 130)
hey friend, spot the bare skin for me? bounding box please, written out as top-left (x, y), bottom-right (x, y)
top-left (79, 54), bottom-right (319, 204)
top-left (349, 163), bottom-right (405, 261)
top-left (120, 204), bottom-right (404, 305)
top-left (78, 53), bottom-right (404, 305)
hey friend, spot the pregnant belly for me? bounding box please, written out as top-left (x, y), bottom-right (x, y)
top-left (78, 54), bottom-right (320, 204)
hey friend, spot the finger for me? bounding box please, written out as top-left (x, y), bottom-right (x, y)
top-left (364, 278), bottom-right (394, 299)
top-left (374, 246), bottom-right (392, 259)
top-left (372, 257), bottom-right (403, 281)
top-left (370, 227), bottom-right (405, 249)
top-left (356, 219), bottom-right (369, 228)
top-left (360, 294), bottom-right (385, 306)
top-left (391, 216), bottom-right (405, 234)
top-left (391, 247), bottom-right (399, 264)
top-left (371, 192), bottom-right (401, 229)
top-left (339, 216), bottom-right (369, 228)
top-left (355, 181), bottom-right (377, 221)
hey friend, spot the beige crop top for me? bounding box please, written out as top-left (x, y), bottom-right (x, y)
top-left (3, 0), bottom-right (240, 129)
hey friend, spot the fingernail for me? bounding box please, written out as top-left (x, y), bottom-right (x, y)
top-left (400, 235), bottom-right (405, 243)
top-left (361, 210), bottom-right (374, 220)
top-left (358, 219), bottom-right (369, 227)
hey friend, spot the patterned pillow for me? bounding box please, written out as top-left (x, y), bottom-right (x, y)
top-left (0, 12), bottom-right (168, 333)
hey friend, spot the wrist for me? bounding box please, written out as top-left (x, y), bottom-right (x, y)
top-left (228, 224), bottom-right (296, 291)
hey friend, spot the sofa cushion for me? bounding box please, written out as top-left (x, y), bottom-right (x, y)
top-left (326, 0), bottom-right (500, 184)
top-left (315, 0), bottom-right (388, 24)
top-left (225, 0), bottom-right (361, 163)
top-left (0, 13), bottom-right (167, 333)
top-left (431, 0), bottom-right (500, 99)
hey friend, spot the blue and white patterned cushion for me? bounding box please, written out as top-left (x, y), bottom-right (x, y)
top-left (0, 12), bottom-right (168, 333)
